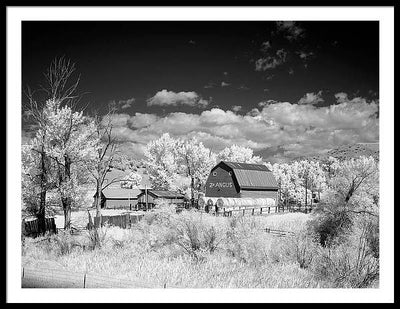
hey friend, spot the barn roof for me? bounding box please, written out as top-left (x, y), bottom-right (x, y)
top-left (101, 187), bottom-right (141, 199)
top-left (216, 161), bottom-right (278, 190)
top-left (139, 189), bottom-right (186, 199)
top-left (223, 161), bottom-right (271, 171)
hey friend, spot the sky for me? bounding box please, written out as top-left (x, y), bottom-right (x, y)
top-left (22, 21), bottom-right (379, 163)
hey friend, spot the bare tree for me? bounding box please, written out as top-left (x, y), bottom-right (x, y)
top-left (88, 105), bottom-right (122, 219)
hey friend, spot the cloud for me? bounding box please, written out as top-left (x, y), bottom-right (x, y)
top-left (221, 81), bottom-right (231, 87)
top-left (255, 49), bottom-right (287, 71)
top-left (204, 82), bottom-right (216, 89)
top-left (109, 95), bottom-right (378, 162)
top-left (298, 91), bottom-right (324, 105)
top-left (238, 85), bottom-right (250, 90)
top-left (128, 113), bottom-right (159, 129)
top-left (258, 100), bottom-right (280, 108)
top-left (147, 89), bottom-right (209, 108)
top-left (297, 50), bottom-right (315, 60)
top-left (334, 92), bottom-right (350, 103)
top-left (275, 21), bottom-right (305, 41)
top-left (260, 41), bottom-right (271, 52)
top-left (111, 97), bottom-right (135, 110)
top-left (232, 105), bottom-right (242, 112)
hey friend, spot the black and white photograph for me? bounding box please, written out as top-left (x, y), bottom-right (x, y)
top-left (6, 5), bottom-right (394, 303)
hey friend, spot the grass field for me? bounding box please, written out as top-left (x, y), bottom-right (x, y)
top-left (22, 206), bottom-right (378, 288)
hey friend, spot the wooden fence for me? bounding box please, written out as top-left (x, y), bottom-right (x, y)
top-left (91, 213), bottom-right (144, 229)
top-left (22, 217), bottom-right (57, 237)
top-left (209, 204), bottom-right (313, 217)
top-left (21, 266), bottom-right (153, 288)
top-left (264, 227), bottom-right (296, 237)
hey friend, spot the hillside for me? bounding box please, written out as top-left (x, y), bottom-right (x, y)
top-left (294, 142), bottom-right (379, 162)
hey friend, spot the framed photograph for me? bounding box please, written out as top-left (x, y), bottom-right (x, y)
top-left (6, 4), bottom-right (394, 304)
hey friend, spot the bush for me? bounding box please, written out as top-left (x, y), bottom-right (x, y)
top-left (224, 216), bottom-right (271, 265)
top-left (174, 210), bottom-right (225, 261)
top-left (310, 216), bottom-right (379, 288)
top-left (50, 230), bottom-right (82, 256)
top-left (86, 225), bottom-right (109, 250)
top-left (308, 206), bottom-right (352, 247)
top-left (268, 228), bottom-right (318, 269)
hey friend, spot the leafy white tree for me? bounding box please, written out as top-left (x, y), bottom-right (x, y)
top-left (176, 137), bottom-right (216, 206)
top-left (43, 99), bottom-right (98, 229)
top-left (217, 144), bottom-right (263, 164)
top-left (296, 160), bottom-right (326, 207)
top-left (266, 162), bottom-right (296, 207)
top-left (21, 142), bottom-right (56, 221)
top-left (120, 171), bottom-right (142, 189)
top-left (21, 57), bottom-right (88, 232)
top-left (144, 133), bottom-right (180, 190)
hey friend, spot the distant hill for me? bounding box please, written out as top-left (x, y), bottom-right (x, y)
top-left (295, 143), bottom-right (379, 162)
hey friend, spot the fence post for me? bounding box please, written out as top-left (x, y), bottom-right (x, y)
top-left (83, 273), bottom-right (87, 288)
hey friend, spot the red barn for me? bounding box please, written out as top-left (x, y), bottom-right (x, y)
top-left (205, 161), bottom-right (279, 201)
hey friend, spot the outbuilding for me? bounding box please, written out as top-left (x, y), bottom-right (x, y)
top-left (205, 161), bottom-right (279, 201)
top-left (94, 187), bottom-right (141, 210)
top-left (136, 189), bottom-right (186, 209)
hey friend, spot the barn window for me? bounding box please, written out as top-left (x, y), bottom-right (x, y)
top-left (212, 171), bottom-right (217, 176)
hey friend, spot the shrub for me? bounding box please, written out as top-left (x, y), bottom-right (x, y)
top-left (86, 225), bottom-right (109, 250)
top-left (310, 218), bottom-right (379, 288)
top-left (308, 205), bottom-right (352, 247)
top-left (268, 228), bottom-right (318, 270)
top-left (224, 216), bottom-right (271, 265)
top-left (174, 211), bottom-right (221, 261)
top-left (52, 230), bottom-right (82, 256)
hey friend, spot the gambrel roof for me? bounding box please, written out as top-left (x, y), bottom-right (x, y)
top-left (213, 161), bottom-right (278, 190)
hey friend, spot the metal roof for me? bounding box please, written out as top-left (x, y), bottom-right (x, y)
top-left (233, 169), bottom-right (278, 190)
top-left (101, 187), bottom-right (141, 199)
top-left (217, 161), bottom-right (278, 190)
top-left (223, 161), bottom-right (271, 171)
top-left (139, 189), bottom-right (186, 199)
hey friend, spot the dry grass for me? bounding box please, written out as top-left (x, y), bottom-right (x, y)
top-left (23, 207), bottom-right (374, 288)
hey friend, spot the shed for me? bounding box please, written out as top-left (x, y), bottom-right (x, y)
top-left (205, 161), bottom-right (279, 200)
top-left (94, 187), bottom-right (142, 210)
top-left (137, 189), bottom-right (186, 209)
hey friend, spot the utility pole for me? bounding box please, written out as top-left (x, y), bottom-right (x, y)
top-left (145, 184), bottom-right (148, 211)
top-left (128, 190), bottom-right (131, 211)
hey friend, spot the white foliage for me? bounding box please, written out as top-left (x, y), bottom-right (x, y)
top-left (120, 171), bottom-right (142, 189)
top-left (144, 133), bottom-right (180, 190)
top-left (217, 144), bottom-right (263, 164)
